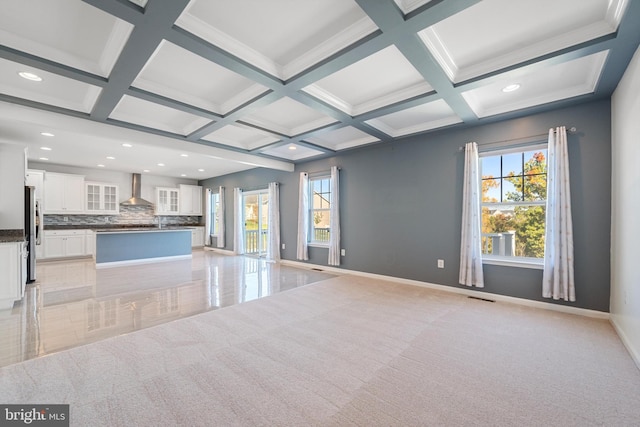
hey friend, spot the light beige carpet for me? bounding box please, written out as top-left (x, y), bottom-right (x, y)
top-left (2, 275), bottom-right (639, 426)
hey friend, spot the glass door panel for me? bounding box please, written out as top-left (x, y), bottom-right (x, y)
top-left (243, 191), bottom-right (269, 256)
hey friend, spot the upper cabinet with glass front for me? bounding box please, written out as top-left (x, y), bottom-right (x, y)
top-left (85, 182), bottom-right (119, 214)
top-left (155, 187), bottom-right (180, 215)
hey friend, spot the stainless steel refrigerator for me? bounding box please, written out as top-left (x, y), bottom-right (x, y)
top-left (24, 186), bottom-right (41, 283)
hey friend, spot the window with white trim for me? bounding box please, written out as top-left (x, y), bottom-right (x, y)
top-left (309, 175), bottom-right (331, 245)
top-left (480, 144), bottom-right (547, 265)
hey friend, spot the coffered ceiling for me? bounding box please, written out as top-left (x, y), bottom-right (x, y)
top-left (0, 0), bottom-right (638, 179)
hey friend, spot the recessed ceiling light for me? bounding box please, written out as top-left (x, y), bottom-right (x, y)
top-left (180, 154), bottom-right (188, 157)
top-left (106, 156), bottom-right (115, 160)
top-left (502, 84), bottom-right (521, 93)
top-left (288, 145), bottom-right (297, 150)
top-left (122, 143), bottom-right (132, 148)
top-left (157, 163), bottom-right (165, 167)
top-left (39, 157), bottom-right (49, 161)
top-left (40, 132), bottom-right (54, 137)
top-left (143, 169), bottom-right (150, 173)
top-left (97, 164), bottom-right (105, 168)
top-left (197, 169), bottom-right (205, 172)
top-left (19, 71), bottom-right (42, 82)
top-left (180, 174), bottom-right (187, 177)
top-left (40, 147), bottom-right (52, 151)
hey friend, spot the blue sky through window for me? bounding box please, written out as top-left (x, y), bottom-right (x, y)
top-left (481, 149), bottom-right (547, 203)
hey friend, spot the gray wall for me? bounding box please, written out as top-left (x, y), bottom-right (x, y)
top-left (201, 99), bottom-right (612, 312)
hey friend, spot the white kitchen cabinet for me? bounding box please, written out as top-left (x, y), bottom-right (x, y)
top-left (156, 187), bottom-right (179, 215)
top-left (191, 227), bottom-right (204, 247)
top-left (25, 169), bottom-right (45, 201)
top-left (43, 172), bottom-right (85, 214)
top-left (85, 183), bottom-right (101, 212)
top-left (103, 185), bottom-right (118, 213)
top-left (179, 185), bottom-right (203, 216)
top-left (66, 233), bottom-right (85, 257)
top-left (43, 230), bottom-right (87, 259)
top-left (86, 230), bottom-right (95, 257)
top-left (85, 182), bottom-right (119, 214)
top-left (0, 242), bottom-right (25, 310)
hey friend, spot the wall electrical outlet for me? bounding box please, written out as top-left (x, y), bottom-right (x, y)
top-left (282, 243), bottom-right (285, 250)
top-left (341, 249), bottom-right (346, 256)
top-left (63, 216), bottom-right (68, 222)
top-left (437, 259), bottom-right (445, 269)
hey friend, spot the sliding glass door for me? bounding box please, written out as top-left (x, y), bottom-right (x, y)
top-left (243, 191), bottom-right (269, 256)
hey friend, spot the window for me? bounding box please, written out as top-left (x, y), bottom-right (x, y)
top-left (480, 145), bottom-right (547, 266)
top-left (211, 192), bottom-right (220, 235)
top-left (309, 175), bottom-right (331, 245)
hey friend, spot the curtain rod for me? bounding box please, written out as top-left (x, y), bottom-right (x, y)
top-left (459, 126), bottom-right (577, 151)
top-left (301, 167), bottom-right (341, 176)
top-left (238, 182), bottom-right (280, 192)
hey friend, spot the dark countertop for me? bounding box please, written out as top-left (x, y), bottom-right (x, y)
top-left (0, 229), bottom-right (25, 243)
top-left (45, 224), bottom-right (203, 231)
top-left (95, 227), bottom-right (193, 233)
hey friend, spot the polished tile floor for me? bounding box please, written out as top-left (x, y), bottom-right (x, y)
top-left (0, 250), bottom-right (335, 368)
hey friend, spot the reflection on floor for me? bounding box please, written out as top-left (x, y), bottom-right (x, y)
top-left (0, 250), bottom-right (335, 368)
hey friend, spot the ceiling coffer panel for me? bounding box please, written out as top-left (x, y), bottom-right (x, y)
top-left (0, 0), bottom-right (636, 178)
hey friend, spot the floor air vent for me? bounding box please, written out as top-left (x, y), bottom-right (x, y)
top-left (467, 296), bottom-right (496, 303)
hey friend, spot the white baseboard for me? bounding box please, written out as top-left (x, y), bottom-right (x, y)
top-left (609, 315), bottom-right (640, 371)
top-left (280, 260), bottom-right (609, 320)
top-left (95, 254), bottom-right (192, 269)
top-left (204, 246), bottom-right (236, 256)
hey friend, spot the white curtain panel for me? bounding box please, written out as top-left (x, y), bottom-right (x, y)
top-left (328, 166), bottom-right (341, 266)
top-left (233, 187), bottom-right (244, 255)
top-left (267, 182), bottom-right (281, 261)
top-left (205, 188), bottom-right (212, 246)
top-left (459, 142), bottom-right (484, 287)
top-left (216, 186), bottom-right (225, 248)
top-left (296, 172), bottom-right (309, 260)
top-left (543, 126), bottom-right (575, 301)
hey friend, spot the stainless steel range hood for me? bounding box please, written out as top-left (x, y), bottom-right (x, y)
top-left (120, 173), bottom-right (154, 206)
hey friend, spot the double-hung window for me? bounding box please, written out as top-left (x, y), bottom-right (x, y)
top-left (480, 144), bottom-right (547, 267)
top-left (309, 175), bottom-right (331, 245)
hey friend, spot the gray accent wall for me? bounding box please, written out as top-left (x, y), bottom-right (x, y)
top-left (201, 99), bottom-right (612, 312)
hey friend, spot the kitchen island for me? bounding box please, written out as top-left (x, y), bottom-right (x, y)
top-left (95, 228), bottom-right (192, 268)
top-left (0, 230), bottom-right (26, 310)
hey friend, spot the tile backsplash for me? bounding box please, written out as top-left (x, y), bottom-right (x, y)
top-left (44, 205), bottom-right (201, 226)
